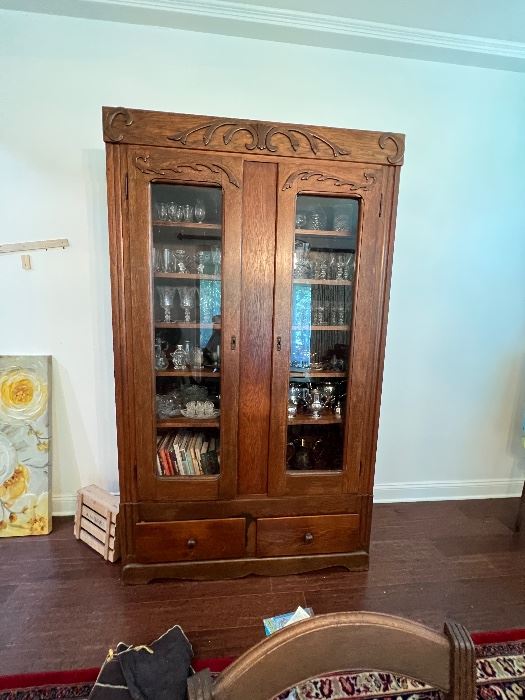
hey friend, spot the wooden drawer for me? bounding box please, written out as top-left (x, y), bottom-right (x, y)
top-left (135, 518), bottom-right (246, 563)
top-left (256, 514), bottom-right (360, 557)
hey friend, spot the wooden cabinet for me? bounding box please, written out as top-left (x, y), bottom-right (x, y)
top-left (103, 107), bottom-right (404, 583)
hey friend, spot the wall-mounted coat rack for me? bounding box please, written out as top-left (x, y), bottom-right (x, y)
top-left (0, 239), bottom-right (69, 270)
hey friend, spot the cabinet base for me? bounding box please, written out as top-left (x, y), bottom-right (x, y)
top-left (122, 551), bottom-right (369, 584)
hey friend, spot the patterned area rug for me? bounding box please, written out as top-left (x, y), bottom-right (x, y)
top-left (0, 631), bottom-right (523, 700)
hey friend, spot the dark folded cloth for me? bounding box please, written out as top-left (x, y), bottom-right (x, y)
top-left (89, 625), bottom-right (193, 700)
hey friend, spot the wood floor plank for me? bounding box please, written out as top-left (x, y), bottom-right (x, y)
top-left (0, 498), bottom-right (522, 675)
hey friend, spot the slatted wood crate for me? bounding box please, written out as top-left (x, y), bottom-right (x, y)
top-left (74, 485), bottom-right (120, 562)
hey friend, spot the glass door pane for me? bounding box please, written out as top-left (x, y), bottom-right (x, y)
top-left (151, 183), bottom-right (222, 478)
top-left (287, 194), bottom-right (359, 472)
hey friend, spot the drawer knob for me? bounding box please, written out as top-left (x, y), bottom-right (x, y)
top-left (304, 532), bottom-right (314, 544)
top-left (187, 537), bottom-right (197, 549)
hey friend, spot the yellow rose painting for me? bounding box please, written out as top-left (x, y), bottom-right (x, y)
top-left (0, 356), bottom-right (51, 537)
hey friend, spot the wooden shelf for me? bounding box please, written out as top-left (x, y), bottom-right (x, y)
top-left (153, 221), bottom-right (221, 230)
top-left (288, 414), bottom-right (342, 425)
top-left (293, 278), bottom-right (353, 286)
top-left (290, 371), bottom-right (346, 378)
top-left (156, 370), bottom-right (220, 377)
top-left (155, 322), bottom-right (221, 329)
top-left (157, 417), bottom-right (220, 428)
top-left (292, 325), bottom-right (350, 331)
top-left (296, 229), bottom-right (354, 238)
top-left (155, 272), bottom-right (220, 281)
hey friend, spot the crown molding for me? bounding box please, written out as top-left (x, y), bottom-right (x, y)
top-left (84, 0), bottom-right (525, 60)
top-left (2, 0), bottom-right (525, 68)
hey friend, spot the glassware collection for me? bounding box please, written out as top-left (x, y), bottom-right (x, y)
top-left (293, 241), bottom-right (355, 281)
top-left (286, 194), bottom-right (359, 472)
top-left (154, 198), bottom-right (208, 223)
top-left (151, 183), bottom-right (359, 476)
top-left (295, 200), bottom-right (356, 232)
top-left (152, 183), bottom-right (222, 478)
top-left (153, 245), bottom-right (221, 276)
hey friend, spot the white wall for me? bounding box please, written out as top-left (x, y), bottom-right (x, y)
top-left (1, 10), bottom-right (524, 512)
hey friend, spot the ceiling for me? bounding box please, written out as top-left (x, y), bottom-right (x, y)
top-left (2, 0), bottom-right (525, 72)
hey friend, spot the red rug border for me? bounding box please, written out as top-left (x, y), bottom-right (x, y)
top-left (1, 630), bottom-right (524, 692)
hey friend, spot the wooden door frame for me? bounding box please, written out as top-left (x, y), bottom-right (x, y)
top-left (124, 146), bottom-right (243, 502)
top-left (268, 160), bottom-right (394, 498)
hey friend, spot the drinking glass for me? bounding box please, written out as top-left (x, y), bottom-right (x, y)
top-left (177, 286), bottom-right (198, 322)
top-left (293, 240), bottom-right (310, 279)
top-left (152, 246), bottom-right (162, 273)
top-left (328, 252), bottom-right (337, 280)
top-left (162, 247), bottom-right (174, 273)
top-left (211, 247), bottom-right (222, 275)
top-left (295, 212), bottom-right (307, 229)
top-left (154, 339), bottom-right (169, 370)
top-left (197, 252), bottom-right (206, 274)
top-left (158, 202), bottom-right (169, 221)
top-left (314, 304), bottom-right (326, 326)
top-left (174, 249), bottom-right (187, 273)
top-left (182, 204), bottom-right (194, 222)
top-left (309, 207), bottom-right (327, 231)
top-left (333, 208), bottom-right (351, 231)
top-left (194, 199), bottom-right (206, 223)
top-left (336, 254), bottom-right (345, 280)
top-left (157, 286), bottom-right (177, 322)
top-left (319, 254), bottom-right (328, 280)
top-left (344, 253), bottom-right (355, 280)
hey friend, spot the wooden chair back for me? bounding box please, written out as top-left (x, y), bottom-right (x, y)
top-left (188, 612), bottom-right (476, 700)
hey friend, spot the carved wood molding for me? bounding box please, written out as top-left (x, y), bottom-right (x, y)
top-left (378, 132), bottom-right (404, 165)
top-left (168, 120), bottom-right (349, 158)
top-left (104, 108), bottom-right (134, 143)
top-left (134, 155), bottom-right (240, 187)
top-left (282, 170), bottom-right (376, 191)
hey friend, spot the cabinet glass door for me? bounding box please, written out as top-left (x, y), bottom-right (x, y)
top-left (152, 183), bottom-right (223, 480)
top-left (287, 195), bottom-right (358, 473)
top-left (127, 148), bottom-right (242, 501)
top-left (269, 162), bottom-right (383, 497)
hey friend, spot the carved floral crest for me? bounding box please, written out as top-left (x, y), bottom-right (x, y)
top-left (282, 170), bottom-right (376, 192)
top-left (168, 120), bottom-right (349, 158)
top-left (134, 155), bottom-right (240, 187)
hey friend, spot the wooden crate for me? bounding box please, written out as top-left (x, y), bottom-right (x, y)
top-left (74, 485), bottom-right (120, 562)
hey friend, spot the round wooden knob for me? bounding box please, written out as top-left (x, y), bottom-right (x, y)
top-left (304, 532), bottom-right (314, 544)
top-left (187, 537), bottom-right (197, 549)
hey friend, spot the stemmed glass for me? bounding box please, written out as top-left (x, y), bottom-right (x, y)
top-left (336, 254), bottom-right (345, 280)
top-left (344, 253), bottom-right (355, 281)
top-left (211, 247), bottom-right (222, 276)
top-left (174, 249), bottom-right (187, 273)
top-left (157, 286), bottom-right (177, 322)
top-left (293, 241), bottom-right (310, 279)
top-left (177, 287), bottom-right (198, 322)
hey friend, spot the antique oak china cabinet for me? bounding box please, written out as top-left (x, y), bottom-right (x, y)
top-left (103, 106), bottom-right (404, 583)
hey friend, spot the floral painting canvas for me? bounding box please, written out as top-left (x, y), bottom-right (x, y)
top-left (0, 356), bottom-right (51, 536)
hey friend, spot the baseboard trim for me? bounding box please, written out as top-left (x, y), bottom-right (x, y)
top-left (374, 478), bottom-right (523, 503)
top-left (53, 478), bottom-right (523, 514)
top-left (52, 494), bottom-right (78, 516)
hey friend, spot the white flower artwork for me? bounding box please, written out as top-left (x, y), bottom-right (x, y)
top-left (0, 356), bottom-right (51, 536)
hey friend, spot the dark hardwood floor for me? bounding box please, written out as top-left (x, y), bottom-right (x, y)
top-left (0, 498), bottom-right (523, 675)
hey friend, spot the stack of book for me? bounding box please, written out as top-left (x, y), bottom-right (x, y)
top-left (156, 430), bottom-right (220, 476)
